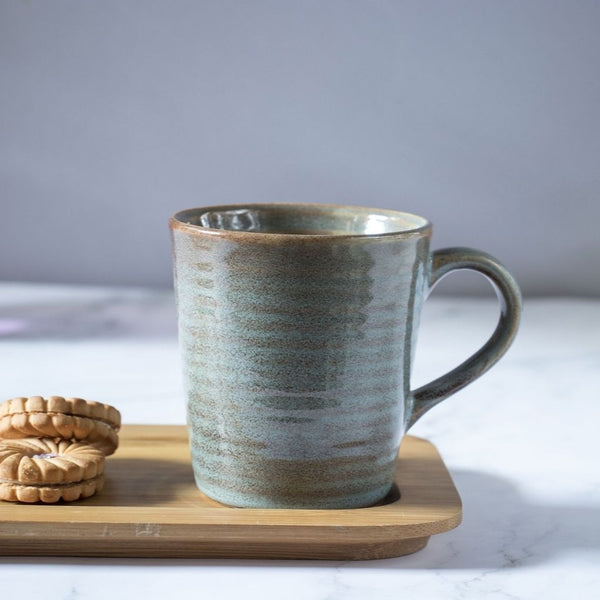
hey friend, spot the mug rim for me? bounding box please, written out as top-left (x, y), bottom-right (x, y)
top-left (169, 203), bottom-right (433, 240)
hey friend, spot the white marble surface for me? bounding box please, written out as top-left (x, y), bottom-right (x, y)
top-left (0, 282), bottom-right (599, 599)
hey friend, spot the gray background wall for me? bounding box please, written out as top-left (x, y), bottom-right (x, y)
top-left (1, 0), bottom-right (598, 296)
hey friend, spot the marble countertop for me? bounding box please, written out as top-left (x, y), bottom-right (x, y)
top-left (0, 282), bottom-right (598, 599)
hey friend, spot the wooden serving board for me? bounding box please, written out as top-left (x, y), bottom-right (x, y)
top-left (0, 425), bottom-right (462, 560)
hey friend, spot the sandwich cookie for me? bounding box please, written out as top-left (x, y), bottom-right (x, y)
top-left (0, 396), bottom-right (121, 455)
top-left (0, 437), bottom-right (105, 503)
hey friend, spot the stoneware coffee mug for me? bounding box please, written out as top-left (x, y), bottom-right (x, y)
top-left (170, 203), bottom-right (521, 509)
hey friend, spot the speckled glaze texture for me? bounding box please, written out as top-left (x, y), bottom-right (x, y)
top-left (170, 204), bottom-right (521, 509)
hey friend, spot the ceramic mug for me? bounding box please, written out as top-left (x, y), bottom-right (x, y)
top-left (170, 203), bottom-right (521, 509)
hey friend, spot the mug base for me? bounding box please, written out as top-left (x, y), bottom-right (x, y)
top-left (193, 476), bottom-right (395, 510)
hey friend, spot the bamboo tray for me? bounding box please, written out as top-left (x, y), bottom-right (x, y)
top-left (0, 425), bottom-right (462, 560)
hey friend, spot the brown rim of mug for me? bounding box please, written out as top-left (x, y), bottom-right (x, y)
top-left (169, 203), bottom-right (433, 241)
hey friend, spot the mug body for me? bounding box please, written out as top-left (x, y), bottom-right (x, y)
top-left (170, 204), bottom-right (432, 508)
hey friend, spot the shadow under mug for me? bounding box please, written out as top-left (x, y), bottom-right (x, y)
top-left (169, 203), bottom-right (521, 509)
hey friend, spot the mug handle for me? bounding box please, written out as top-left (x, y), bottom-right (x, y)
top-left (406, 247), bottom-right (522, 429)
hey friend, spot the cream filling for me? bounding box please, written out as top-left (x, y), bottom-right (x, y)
top-left (0, 474), bottom-right (104, 488)
top-left (5, 411), bottom-right (119, 430)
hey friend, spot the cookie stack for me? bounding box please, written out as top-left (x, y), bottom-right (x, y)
top-left (0, 396), bottom-right (121, 503)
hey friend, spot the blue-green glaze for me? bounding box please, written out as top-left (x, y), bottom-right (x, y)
top-left (169, 204), bottom-right (521, 509)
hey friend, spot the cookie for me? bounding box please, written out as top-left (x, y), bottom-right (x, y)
top-left (0, 437), bottom-right (105, 503)
top-left (0, 396), bottom-right (121, 455)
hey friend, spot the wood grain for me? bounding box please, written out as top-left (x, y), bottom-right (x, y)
top-left (0, 425), bottom-right (462, 560)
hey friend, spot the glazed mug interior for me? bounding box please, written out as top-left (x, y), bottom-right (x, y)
top-left (173, 204), bottom-right (430, 237)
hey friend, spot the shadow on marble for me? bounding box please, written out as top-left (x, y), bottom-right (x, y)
top-left (367, 468), bottom-right (600, 569)
top-left (0, 468), bottom-right (597, 569)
